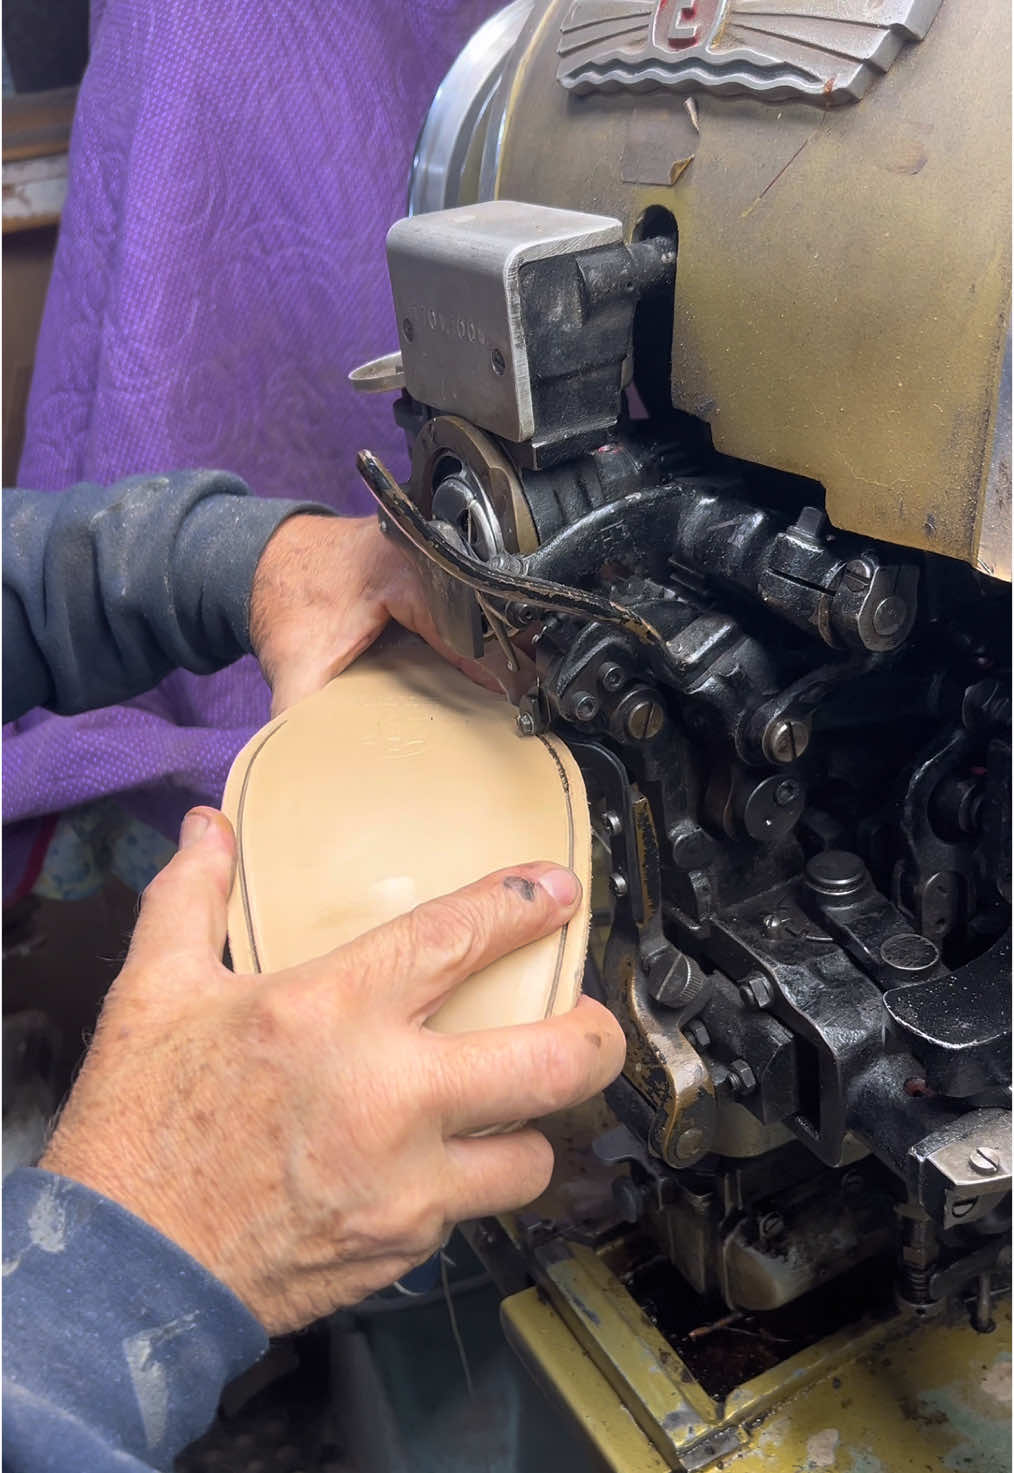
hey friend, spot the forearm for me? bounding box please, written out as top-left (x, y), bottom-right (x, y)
top-left (2, 471), bottom-right (330, 722)
top-left (2, 1168), bottom-right (268, 1471)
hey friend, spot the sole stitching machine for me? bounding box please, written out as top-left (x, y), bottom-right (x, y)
top-left (351, 3), bottom-right (1012, 1467)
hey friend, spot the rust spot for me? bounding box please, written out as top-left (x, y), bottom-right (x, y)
top-left (503, 876), bottom-right (537, 903)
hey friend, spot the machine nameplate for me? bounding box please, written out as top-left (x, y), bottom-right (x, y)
top-left (556, 0), bottom-right (942, 104)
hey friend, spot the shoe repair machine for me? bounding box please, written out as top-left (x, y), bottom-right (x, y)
top-left (349, 3), bottom-right (1012, 1466)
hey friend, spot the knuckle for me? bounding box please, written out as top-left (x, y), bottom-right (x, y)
top-left (520, 1133), bottom-right (555, 1199)
top-left (398, 1198), bottom-right (445, 1258)
top-left (246, 985), bottom-right (291, 1046)
top-left (533, 1028), bottom-right (594, 1110)
top-left (408, 896), bottom-right (484, 976)
top-left (419, 1039), bottom-right (470, 1119)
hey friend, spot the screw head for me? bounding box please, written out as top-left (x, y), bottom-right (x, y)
top-left (647, 951), bottom-right (699, 1009)
top-left (774, 779), bottom-right (800, 807)
top-left (598, 662), bottom-right (626, 693)
top-left (844, 557), bottom-right (873, 585)
top-left (762, 717), bottom-right (810, 765)
top-left (573, 692), bottom-right (599, 722)
top-left (805, 849), bottom-right (868, 898)
top-left (873, 595), bottom-right (908, 639)
top-left (674, 1127), bottom-right (706, 1162)
top-left (623, 695), bottom-right (665, 742)
top-left (516, 712), bottom-right (536, 736)
top-left (490, 347), bottom-right (506, 375)
top-left (969, 1146), bottom-right (1002, 1176)
top-left (609, 872), bottom-right (629, 899)
top-left (880, 932), bottom-right (940, 975)
top-left (759, 1211), bottom-right (785, 1239)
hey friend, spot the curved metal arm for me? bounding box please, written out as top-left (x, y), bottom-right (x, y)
top-left (355, 449), bottom-right (670, 654)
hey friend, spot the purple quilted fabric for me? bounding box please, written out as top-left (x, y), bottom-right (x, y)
top-left (5, 0), bottom-right (500, 888)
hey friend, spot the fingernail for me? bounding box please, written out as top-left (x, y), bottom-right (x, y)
top-left (538, 867), bottom-right (580, 906)
top-left (179, 811), bottom-right (210, 849)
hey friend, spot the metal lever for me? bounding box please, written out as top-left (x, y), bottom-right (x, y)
top-left (355, 448), bottom-right (670, 656)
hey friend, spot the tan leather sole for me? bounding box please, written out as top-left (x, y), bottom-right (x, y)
top-left (222, 636), bottom-right (591, 1039)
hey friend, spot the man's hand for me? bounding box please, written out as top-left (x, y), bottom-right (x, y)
top-left (249, 514), bottom-right (496, 715)
top-left (41, 808), bottom-right (625, 1335)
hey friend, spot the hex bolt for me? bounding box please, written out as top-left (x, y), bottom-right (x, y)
top-left (609, 872), bottom-right (629, 899)
top-left (516, 712), bottom-right (536, 736)
top-left (738, 972), bottom-right (774, 1010)
top-left (684, 1019), bottom-right (711, 1051)
top-left (727, 1059), bottom-right (757, 1096)
top-left (598, 662), bottom-right (627, 693)
top-left (762, 716), bottom-right (810, 765)
top-left (969, 1146), bottom-right (1002, 1177)
top-left (572, 692), bottom-right (599, 722)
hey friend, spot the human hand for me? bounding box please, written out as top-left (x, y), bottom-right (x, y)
top-left (40, 808), bottom-right (625, 1334)
top-left (249, 513), bottom-right (497, 715)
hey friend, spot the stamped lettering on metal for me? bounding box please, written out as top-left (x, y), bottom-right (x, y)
top-left (557, 0), bottom-right (942, 105)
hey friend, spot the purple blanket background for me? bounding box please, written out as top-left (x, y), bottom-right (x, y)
top-left (5, 0), bottom-right (500, 888)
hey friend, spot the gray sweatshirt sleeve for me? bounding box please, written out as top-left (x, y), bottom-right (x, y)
top-left (2, 470), bottom-right (332, 722)
top-left (2, 1167), bottom-right (269, 1471)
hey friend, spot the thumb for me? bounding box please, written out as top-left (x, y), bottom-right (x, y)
top-left (128, 807), bottom-right (237, 967)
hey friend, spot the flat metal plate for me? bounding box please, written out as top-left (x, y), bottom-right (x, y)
top-left (386, 200), bottom-right (621, 441)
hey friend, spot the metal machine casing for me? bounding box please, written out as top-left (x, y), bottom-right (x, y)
top-left (453, 0), bottom-right (1011, 574)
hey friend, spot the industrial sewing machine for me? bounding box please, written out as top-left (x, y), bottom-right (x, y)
top-left (350, 2), bottom-right (1012, 1466)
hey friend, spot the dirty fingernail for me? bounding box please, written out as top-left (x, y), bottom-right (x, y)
top-left (538, 867), bottom-right (580, 906)
top-left (180, 811), bottom-right (210, 849)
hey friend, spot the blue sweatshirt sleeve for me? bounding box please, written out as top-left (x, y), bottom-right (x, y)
top-left (2, 470), bottom-right (332, 723)
top-left (2, 1168), bottom-right (269, 1471)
